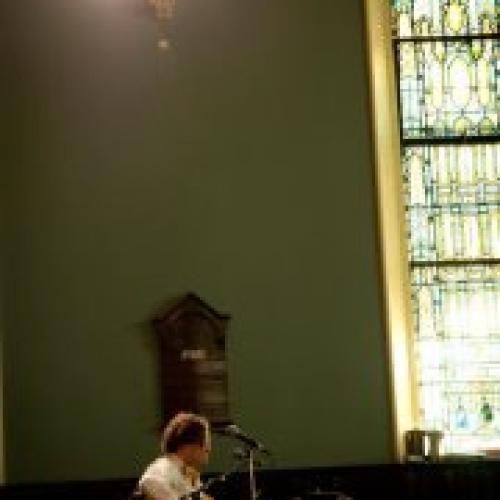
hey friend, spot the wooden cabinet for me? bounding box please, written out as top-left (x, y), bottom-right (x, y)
top-left (153, 293), bottom-right (231, 428)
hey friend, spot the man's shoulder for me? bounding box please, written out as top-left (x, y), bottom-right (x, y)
top-left (143, 455), bottom-right (178, 476)
top-left (138, 455), bottom-right (182, 497)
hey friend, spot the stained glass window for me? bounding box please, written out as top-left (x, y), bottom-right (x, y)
top-left (391, 0), bottom-right (500, 455)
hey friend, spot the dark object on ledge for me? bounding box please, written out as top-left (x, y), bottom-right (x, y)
top-left (404, 429), bottom-right (443, 463)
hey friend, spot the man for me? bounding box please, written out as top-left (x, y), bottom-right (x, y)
top-left (138, 413), bottom-right (212, 500)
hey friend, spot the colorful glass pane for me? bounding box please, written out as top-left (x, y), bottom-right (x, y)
top-left (403, 145), bottom-right (500, 261)
top-left (392, 0), bottom-right (498, 37)
top-left (412, 265), bottom-right (500, 452)
top-left (397, 40), bottom-right (499, 139)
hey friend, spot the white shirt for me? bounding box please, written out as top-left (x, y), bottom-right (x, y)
top-left (138, 455), bottom-right (201, 500)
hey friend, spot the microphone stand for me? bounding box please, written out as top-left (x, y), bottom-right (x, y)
top-left (233, 444), bottom-right (260, 500)
top-left (248, 447), bottom-right (258, 500)
top-left (215, 425), bottom-right (268, 500)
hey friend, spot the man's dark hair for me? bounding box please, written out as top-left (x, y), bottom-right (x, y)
top-left (161, 413), bottom-right (209, 454)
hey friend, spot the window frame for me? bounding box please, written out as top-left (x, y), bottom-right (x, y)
top-left (364, 0), bottom-right (418, 461)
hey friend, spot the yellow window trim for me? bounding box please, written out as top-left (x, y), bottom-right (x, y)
top-left (364, 0), bottom-right (417, 461)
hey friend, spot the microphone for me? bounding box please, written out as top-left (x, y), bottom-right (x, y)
top-left (216, 424), bottom-right (270, 454)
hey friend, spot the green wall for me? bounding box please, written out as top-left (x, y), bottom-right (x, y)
top-left (1, 0), bottom-right (392, 483)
